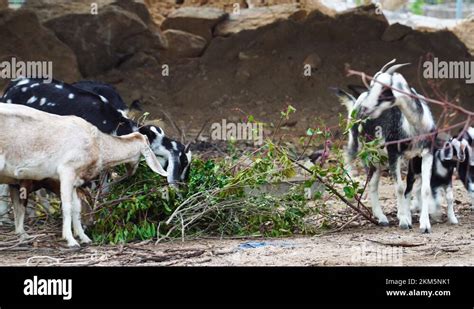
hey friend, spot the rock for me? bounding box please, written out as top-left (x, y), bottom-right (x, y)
top-left (162, 7), bottom-right (228, 42)
top-left (42, 3), bottom-right (166, 77)
top-left (118, 51), bottom-right (159, 71)
top-left (24, 0), bottom-right (113, 22)
top-left (143, 0), bottom-right (175, 25)
top-left (381, 22), bottom-right (412, 42)
top-left (161, 29), bottom-right (207, 58)
top-left (289, 9), bottom-right (307, 22)
top-left (0, 9), bottom-right (81, 89)
top-left (112, 0), bottom-right (151, 25)
top-left (453, 20), bottom-right (474, 56)
top-left (331, 4), bottom-right (389, 41)
top-left (214, 4), bottom-right (304, 36)
top-left (303, 53), bottom-right (322, 71)
top-left (151, 12), bottom-right (166, 25)
top-left (338, 4), bottom-right (388, 24)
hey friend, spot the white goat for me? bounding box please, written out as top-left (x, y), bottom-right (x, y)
top-left (0, 103), bottom-right (168, 247)
top-left (339, 59), bottom-right (437, 233)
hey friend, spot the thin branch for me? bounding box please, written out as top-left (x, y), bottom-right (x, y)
top-left (282, 150), bottom-right (378, 225)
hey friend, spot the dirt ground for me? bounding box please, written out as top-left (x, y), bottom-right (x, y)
top-left (0, 178), bottom-right (472, 266)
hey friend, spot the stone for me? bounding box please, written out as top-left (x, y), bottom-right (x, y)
top-left (162, 7), bottom-right (228, 42)
top-left (162, 29), bottom-right (207, 58)
top-left (303, 53), bottom-right (322, 70)
top-left (42, 3), bottom-right (166, 77)
top-left (214, 4), bottom-right (304, 36)
top-left (0, 9), bottom-right (81, 90)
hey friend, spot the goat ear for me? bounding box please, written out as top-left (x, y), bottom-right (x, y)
top-left (457, 139), bottom-right (468, 162)
top-left (347, 84), bottom-right (368, 97)
top-left (184, 142), bottom-right (191, 153)
top-left (141, 146), bottom-right (168, 177)
top-left (442, 142), bottom-right (453, 161)
top-left (130, 100), bottom-right (143, 111)
top-left (380, 59), bottom-right (397, 73)
top-left (330, 87), bottom-right (356, 101)
top-left (386, 63), bottom-right (410, 74)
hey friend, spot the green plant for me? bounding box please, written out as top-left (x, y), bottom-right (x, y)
top-left (89, 105), bottom-right (382, 244)
top-left (90, 144), bottom-right (318, 244)
top-left (90, 106), bottom-right (319, 243)
top-left (411, 0), bottom-right (425, 15)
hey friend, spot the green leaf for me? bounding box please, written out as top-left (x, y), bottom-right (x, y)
top-left (343, 186), bottom-right (355, 199)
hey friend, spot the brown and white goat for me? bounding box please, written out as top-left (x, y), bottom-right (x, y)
top-left (0, 103), bottom-right (167, 247)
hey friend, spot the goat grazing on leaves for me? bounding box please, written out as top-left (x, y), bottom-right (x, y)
top-left (0, 103), bottom-right (168, 247)
top-left (405, 137), bottom-right (468, 225)
top-left (70, 80), bottom-right (192, 184)
top-left (1, 77), bottom-right (191, 185)
top-left (338, 59), bottom-right (437, 233)
top-left (0, 78), bottom-right (191, 230)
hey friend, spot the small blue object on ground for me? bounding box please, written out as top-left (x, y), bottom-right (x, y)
top-left (238, 242), bottom-right (268, 249)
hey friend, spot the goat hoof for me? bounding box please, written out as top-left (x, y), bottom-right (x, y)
top-left (448, 217), bottom-right (459, 225)
top-left (66, 239), bottom-right (80, 248)
top-left (80, 235), bottom-right (92, 244)
top-left (399, 223), bottom-right (412, 230)
top-left (19, 233), bottom-right (30, 241)
top-left (378, 221), bottom-right (389, 227)
top-left (419, 227), bottom-right (431, 234)
top-left (398, 215), bottom-right (412, 230)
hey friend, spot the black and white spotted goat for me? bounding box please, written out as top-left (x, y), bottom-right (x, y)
top-left (455, 127), bottom-right (474, 210)
top-left (405, 137), bottom-right (469, 225)
top-left (337, 59), bottom-right (437, 233)
top-left (1, 77), bottom-right (192, 185)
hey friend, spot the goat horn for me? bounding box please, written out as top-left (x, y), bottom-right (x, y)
top-left (380, 59), bottom-right (397, 72)
top-left (385, 63), bottom-right (410, 74)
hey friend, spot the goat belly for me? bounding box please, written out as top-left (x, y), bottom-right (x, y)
top-left (0, 175), bottom-right (18, 184)
top-left (10, 165), bottom-right (58, 181)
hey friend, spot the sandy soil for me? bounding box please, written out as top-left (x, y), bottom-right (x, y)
top-left (0, 179), bottom-right (472, 267)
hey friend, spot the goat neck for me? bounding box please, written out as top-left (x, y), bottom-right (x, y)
top-left (97, 133), bottom-right (146, 170)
